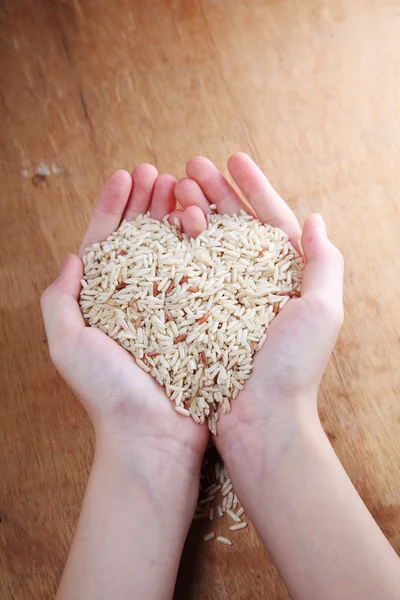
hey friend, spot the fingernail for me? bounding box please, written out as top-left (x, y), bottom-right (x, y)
top-left (316, 214), bottom-right (327, 235)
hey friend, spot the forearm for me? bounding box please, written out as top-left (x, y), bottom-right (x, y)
top-left (57, 432), bottom-right (199, 600)
top-left (220, 412), bottom-right (400, 600)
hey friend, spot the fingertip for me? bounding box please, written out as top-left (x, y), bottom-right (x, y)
top-left (100, 170), bottom-right (133, 211)
top-left (132, 163), bottom-right (158, 185)
top-left (181, 205), bottom-right (207, 238)
top-left (301, 214), bottom-right (343, 297)
top-left (227, 152), bottom-right (264, 190)
top-left (108, 169), bottom-right (133, 187)
top-left (300, 218), bottom-right (344, 319)
top-left (155, 173), bottom-right (176, 187)
top-left (56, 254), bottom-right (83, 294)
top-left (99, 170), bottom-right (133, 210)
top-left (227, 152), bottom-right (252, 170)
top-left (312, 213), bottom-right (327, 235)
top-left (183, 204), bottom-right (204, 219)
top-left (174, 177), bottom-right (193, 201)
top-left (123, 163), bottom-right (159, 222)
top-left (152, 173), bottom-right (177, 200)
top-left (301, 214), bottom-right (328, 261)
top-left (186, 156), bottom-right (212, 178)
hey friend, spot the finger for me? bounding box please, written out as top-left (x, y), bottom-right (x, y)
top-left (301, 214), bottom-right (344, 316)
top-left (123, 163), bottom-right (158, 222)
top-left (150, 174), bottom-right (177, 220)
top-left (227, 153), bottom-right (301, 245)
top-left (79, 170), bottom-right (132, 255)
top-left (41, 254), bottom-right (85, 351)
top-left (181, 205), bottom-right (208, 238)
top-left (175, 178), bottom-right (211, 214)
top-left (186, 156), bottom-right (250, 216)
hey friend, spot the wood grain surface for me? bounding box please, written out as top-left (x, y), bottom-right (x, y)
top-left (1, 1), bottom-right (400, 598)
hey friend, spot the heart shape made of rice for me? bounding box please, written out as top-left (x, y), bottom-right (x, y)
top-left (79, 212), bottom-right (303, 432)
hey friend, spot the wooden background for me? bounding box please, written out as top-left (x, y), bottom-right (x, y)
top-left (1, 0), bottom-right (400, 598)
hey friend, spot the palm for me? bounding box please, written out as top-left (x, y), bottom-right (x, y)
top-left (70, 327), bottom-right (208, 454)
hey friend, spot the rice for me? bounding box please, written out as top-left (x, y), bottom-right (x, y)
top-left (217, 536), bottom-right (233, 546)
top-left (174, 406), bottom-right (190, 417)
top-left (230, 522), bottom-right (248, 531)
top-left (80, 212), bottom-right (303, 430)
top-left (195, 456), bottom-right (246, 548)
top-left (222, 483), bottom-right (233, 497)
top-left (227, 509), bottom-right (242, 523)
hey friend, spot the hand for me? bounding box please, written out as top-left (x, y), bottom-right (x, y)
top-left (175, 153), bottom-right (344, 451)
top-left (41, 165), bottom-right (209, 474)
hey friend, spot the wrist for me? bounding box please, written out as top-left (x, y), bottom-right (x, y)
top-left (95, 417), bottom-right (203, 475)
top-left (93, 424), bottom-right (201, 517)
top-left (64, 417), bottom-right (201, 600)
top-left (217, 396), bottom-right (327, 470)
top-left (216, 407), bottom-right (332, 519)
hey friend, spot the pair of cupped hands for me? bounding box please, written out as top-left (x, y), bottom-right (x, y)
top-left (41, 153), bottom-right (344, 479)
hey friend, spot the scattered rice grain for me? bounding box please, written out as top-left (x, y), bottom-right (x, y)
top-left (217, 536), bottom-right (233, 546)
top-left (227, 509), bottom-right (242, 523)
top-left (230, 522), bottom-right (248, 531)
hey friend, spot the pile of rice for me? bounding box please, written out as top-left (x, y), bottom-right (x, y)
top-left (79, 212), bottom-right (303, 431)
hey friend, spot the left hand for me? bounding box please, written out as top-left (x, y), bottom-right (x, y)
top-left (41, 165), bottom-right (209, 477)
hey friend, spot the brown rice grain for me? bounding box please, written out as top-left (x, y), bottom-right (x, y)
top-left (227, 509), bottom-right (242, 523)
top-left (229, 522), bottom-right (248, 531)
top-left (217, 536), bottom-right (232, 546)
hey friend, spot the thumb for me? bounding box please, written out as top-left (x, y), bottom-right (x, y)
top-left (41, 254), bottom-right (85, 352)
top-left (301, 214), bottom-right (344, 318)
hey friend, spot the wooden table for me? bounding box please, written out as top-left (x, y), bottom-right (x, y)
top-left (1, 1), bottom-right (399, 598)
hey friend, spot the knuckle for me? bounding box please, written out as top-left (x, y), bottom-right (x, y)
top-left (40, 286), bottom-right (52, 309)
top-left (48, 342), bottom-right (65, 368)
top-left (48, 334), bottom-right (76, 370)
top-left (310, 292), bottom-right (344, 329)
top-left (40, 282), bottom-right (59, 311)
top-left (331, 305), bottom-right (345, 330)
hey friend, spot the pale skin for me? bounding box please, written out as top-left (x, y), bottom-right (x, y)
top-left (41, 154), bottom-right (400, 600)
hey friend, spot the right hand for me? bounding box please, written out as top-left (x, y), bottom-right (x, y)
top-left (175, 153), bottom-right (344, 451)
